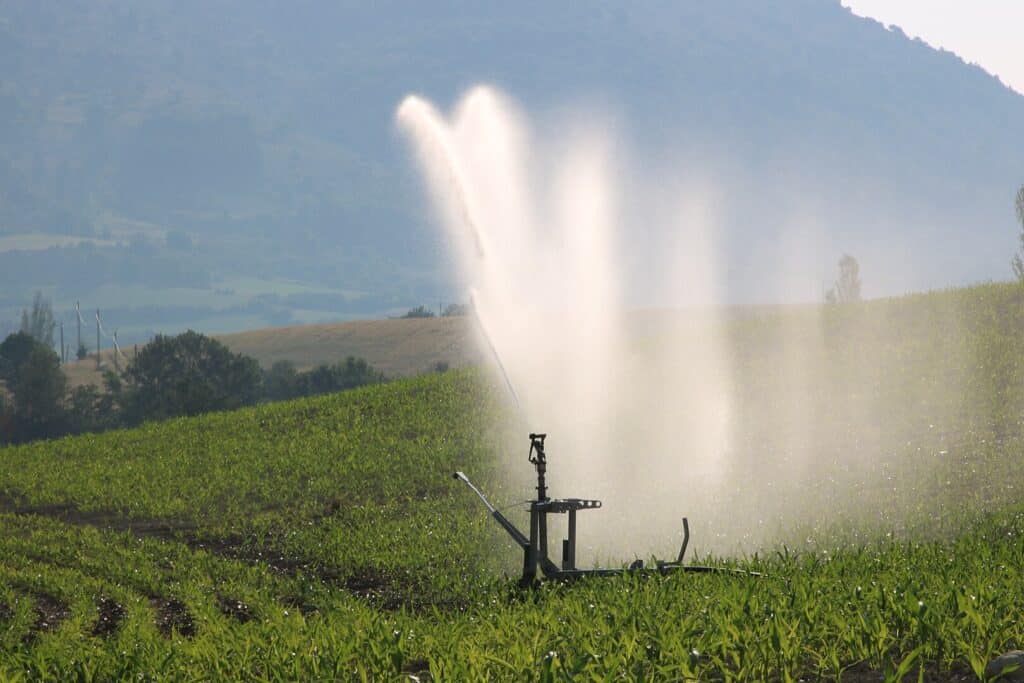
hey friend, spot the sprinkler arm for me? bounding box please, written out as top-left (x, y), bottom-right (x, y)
top-left (453, 471), bottom-right (530, 549)
top-left (677, 517), bottom-right (690, 563)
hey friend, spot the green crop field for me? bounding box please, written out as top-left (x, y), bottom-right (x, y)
top-left (2, 283), bottom-right (1024, 681)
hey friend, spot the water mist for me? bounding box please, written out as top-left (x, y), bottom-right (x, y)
top-left (397, 83), bottom-right (991, 566)
top-left (397, 86), bottom-right (735, 562)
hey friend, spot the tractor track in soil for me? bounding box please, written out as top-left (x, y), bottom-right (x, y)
top-left (0, 493), bottom-right (461, 613)
top-left (0, 492), bottom-right (197, 540)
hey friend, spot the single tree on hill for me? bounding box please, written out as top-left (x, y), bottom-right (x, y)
top-left (825, 254), bottom-right (862, 304)
top-left (19, 292), bottom-right (56, 348)
top-left (65, 371), bottom-right (121, 435)
top-left (402, 305), bottom-right (435, 319)
top-left (296, 357), bottom-right (384, 397)
top-left (263, 360), bottom-right (300, 401)
top-left (0, 332), bottom-right (45, 385)
top-left (0, 332), bottom-right (69, 443)
top-left (1012, 185), bottom-right (1024, 283)
top-left (8, 345), bottom-right (67, 442)
top-left (442, 303), bottom-right (470, 317)
top-left (118, 330), bottom-right (262, 423)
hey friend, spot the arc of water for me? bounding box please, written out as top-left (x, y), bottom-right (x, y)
top-left (397, 93), bottom-right (528, 417)
top-left (396, 96), bottom-right (487, 259)
top-left (399, 95), bottom-right (524, 411)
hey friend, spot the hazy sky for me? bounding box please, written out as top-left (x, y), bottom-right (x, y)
top-left (843, 1), bottom-right (1024, 95)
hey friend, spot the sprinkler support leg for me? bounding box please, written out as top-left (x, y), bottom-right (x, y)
top-left (565, 508), bottom-right (577, 570)
top-left (677, 517), bottom-right (690, 564)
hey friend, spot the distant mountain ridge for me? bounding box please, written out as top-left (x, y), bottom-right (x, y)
top-left (1, 0), bottom-right (1022, 305)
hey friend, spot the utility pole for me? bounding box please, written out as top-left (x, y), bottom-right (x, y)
top-left (59, 321), bottom-right (65, 363)
top-left (96, 309), bottom-right (101, 369)
top-left (76, 301), bottom-right (81, 359)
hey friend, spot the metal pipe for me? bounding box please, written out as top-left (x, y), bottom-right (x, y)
top-left (453, 472), bottom-right (530, 549)
top-left (567, 508), bottom-right (577, 569)
top-left (453, 471), bottom-right (495, 513)
top-left (676, 517), bottom-right (690, 563)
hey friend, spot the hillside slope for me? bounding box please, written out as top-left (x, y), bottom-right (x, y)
top-left (2, 283), bottom-right (1024, 678)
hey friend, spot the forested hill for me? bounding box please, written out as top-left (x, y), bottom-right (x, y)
top-left (2, 1), bottom-right (1023, 305)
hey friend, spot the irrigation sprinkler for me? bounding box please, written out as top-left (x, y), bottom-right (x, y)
top-left (455, 433), bottom-right (759, 585)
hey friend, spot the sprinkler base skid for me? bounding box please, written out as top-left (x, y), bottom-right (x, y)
top-left (454, 432), bottom-right (755, 585)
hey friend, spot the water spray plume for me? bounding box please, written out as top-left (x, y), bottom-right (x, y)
top-left (397, 85), bottom-right (735, 562)
top-left (397, 85), bottom-right (975, 563)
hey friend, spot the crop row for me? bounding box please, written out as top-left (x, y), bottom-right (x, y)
top-left (2, 507), bottom-right (1024, 679)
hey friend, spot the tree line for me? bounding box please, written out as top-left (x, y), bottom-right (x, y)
top-left (0, 328), bottom-right (385, 445)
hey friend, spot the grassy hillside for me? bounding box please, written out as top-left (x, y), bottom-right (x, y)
top-left (2, 283), bottom-right (1024, 679)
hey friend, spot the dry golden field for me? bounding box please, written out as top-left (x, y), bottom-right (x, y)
top-left (62, 316), bottom-right (480, 387)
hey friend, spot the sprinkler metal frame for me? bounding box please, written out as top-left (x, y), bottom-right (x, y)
top-left (455, 433), bottom-right (754, 585)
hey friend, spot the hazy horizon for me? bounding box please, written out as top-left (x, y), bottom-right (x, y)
top-left (1, 1), bottom-right (1022, 346)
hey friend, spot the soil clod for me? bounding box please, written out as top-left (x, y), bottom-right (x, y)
top-left (21, 593), bottom-right (70, 644)
top-left (151, 597), bottom-right (196, 638)
top-left (402, 658), bottom-right (431, 680)
top-left (217, 596), bottom-right (253, 623)
top-left (344, 567), bottom-right (404, 609)
top-left (92, 597), bottom-right (126, 637)
top-left (280, 595), bottom-right (319, 616)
